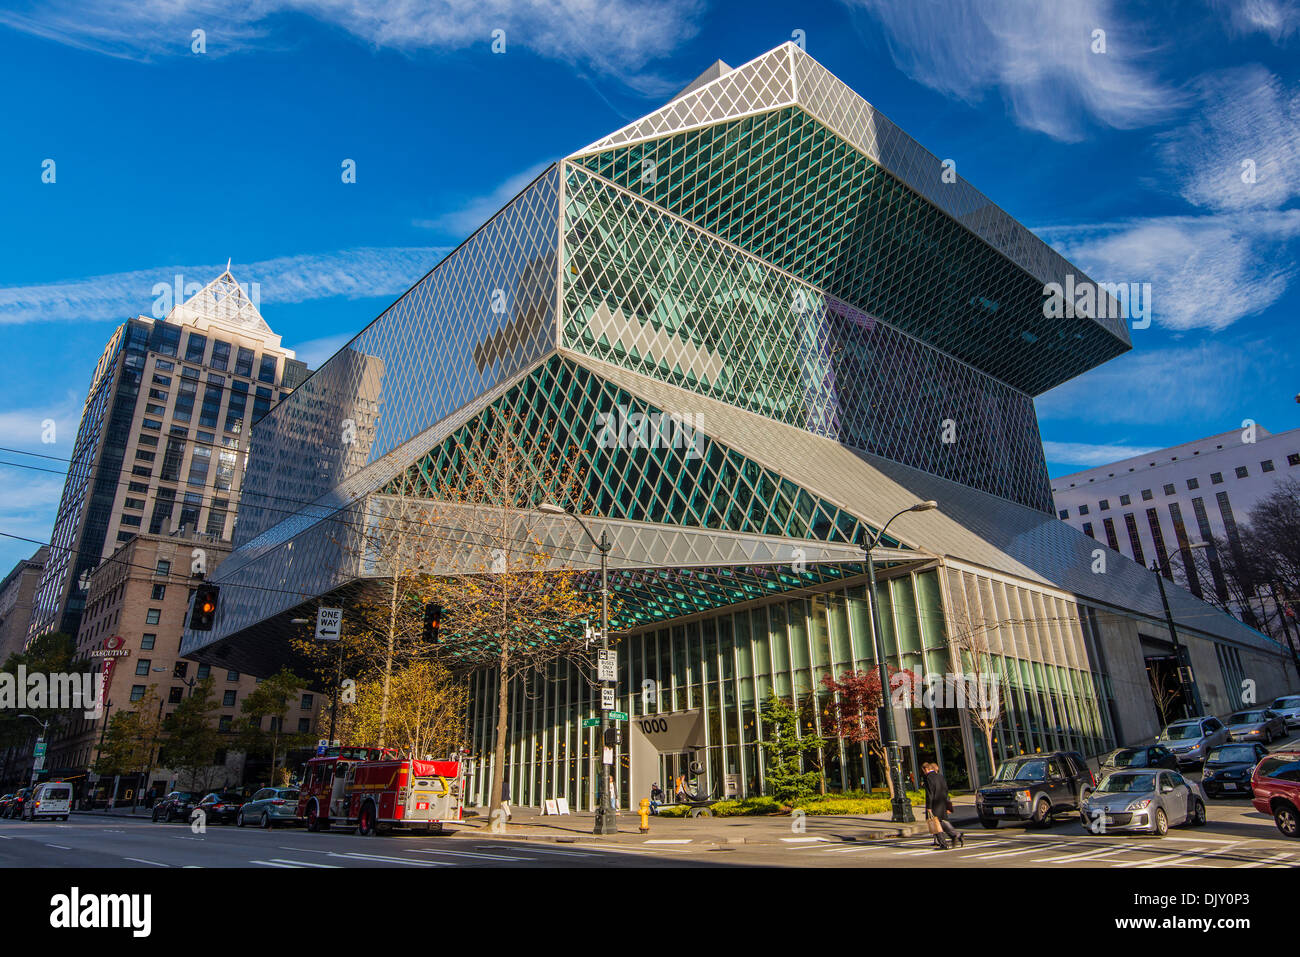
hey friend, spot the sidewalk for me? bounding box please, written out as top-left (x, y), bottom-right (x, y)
top-left (453, 796), bottom-right (981, 845)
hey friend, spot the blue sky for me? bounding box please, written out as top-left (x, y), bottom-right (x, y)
top-left (0, 0), bottom-right (1297, 574)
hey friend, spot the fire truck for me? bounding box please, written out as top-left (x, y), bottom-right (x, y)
top-left (296, 746), bottom-right (462, 835)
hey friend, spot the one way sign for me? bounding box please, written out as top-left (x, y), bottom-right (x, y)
top-left (315, 607), bottom-right (342, 641)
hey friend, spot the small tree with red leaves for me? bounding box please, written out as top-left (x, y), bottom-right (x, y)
top-left (821, 667), bottom-right (918, 800)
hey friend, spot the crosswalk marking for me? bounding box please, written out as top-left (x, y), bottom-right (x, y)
top-left (123, 858), bottom-right (167, 866)
top-left (336, 851), bottom-right (448, 866)
top-left (251, 860), bottom-right (299, 868)
top-left (1136, 848), bottom-right (1206, 868)
top-left (408, 848), bottom-right (527, 862)
top-left (1031, 846), bottom-right (1135, 864)
top-left (1112, 852), bottom-right (1191, 868)
top-left (1234, 852), bottom-right (1293, 868)
top-left (268, 858), bottom-right (340, 868)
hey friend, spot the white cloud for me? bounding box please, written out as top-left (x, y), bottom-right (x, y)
top-left (413, 162), bottom-right (555, 239)
top-left (290, 332), bottom-right (354, 371)
top-left (0, 246), bottom-right (450, 326)
top-left (0, 392), bottom-right (84, 456)
top-left (1209, 0), bottom-right (1300, 42)
top-left (845, 0), bottom-right (1183, 141)
top-left (1042, 440), bottom-right (1158, 467)
top-left (0, 0), bottom-right (701, 87)
top-left (1036, 341), bottom-right (1271, 426)
top-left (1038, 210), bottom-right (1300, 331)
top-left (1158, 65), bottom-right (1300, 213)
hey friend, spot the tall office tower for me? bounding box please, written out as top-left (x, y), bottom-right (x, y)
top-left (27, 269), bottom-right (308, 642)
top-left (187, 47), bottom-right (1295, 804)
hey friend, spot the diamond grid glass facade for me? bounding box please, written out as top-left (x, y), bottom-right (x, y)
top-left (561, 163), bottom-right (1053, 510)
top-left (187, 43), bottom-right (1293, 810)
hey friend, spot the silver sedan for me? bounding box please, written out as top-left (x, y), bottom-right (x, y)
top-left (1225, 709), bottom-right (1288, 744)
top-left (1079, 769), bottom-right (1207, 836)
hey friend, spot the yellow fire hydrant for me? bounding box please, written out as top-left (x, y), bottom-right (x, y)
top-left (638, 798), bottom-right (650, 834)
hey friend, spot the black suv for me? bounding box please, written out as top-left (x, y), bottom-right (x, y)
top-left (976, 751), bottom-right (1095, 828)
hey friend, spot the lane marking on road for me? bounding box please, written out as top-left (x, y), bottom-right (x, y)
top-left (1112, 852), bottom-right (1191, 868)
top-left (792, 841), bottom-right (852, 850)
top-left (334, 851), bottom-right (449, 866)
top-left (645, 839), bottom-right (692, 844)
top-left (44, 844), bottom-right (70, 850)
top-left (892, 840), bottom-right (1013, 857)
top-left (1031, 846), bottom-right (1135, 864)
top-left (474, 845), bottom-right (594, 857)
top-left (781, 837), bottom-right (829, 843)
top-left (268, 858), bottom-right (340, 868)
top-left (1234, 852), bottom-right (1294, 868)
top-left (1136, 848), bottom-right (1207, 868)
top-left (1159, 836), bottom-right (1241, 844)
top-left (0, 836), bottom-right (11, 840)
top-left (971, 844), bottom-right (1065, 860)
top-left (123, 858), bottom-right (168, 867)
top-left (251, 860), bottom-right (300, 868)
top-left (408, 848), bottom-right (528, 862)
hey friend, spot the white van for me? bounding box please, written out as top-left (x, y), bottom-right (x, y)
top-left (26, 782), bottom-right (72, 821)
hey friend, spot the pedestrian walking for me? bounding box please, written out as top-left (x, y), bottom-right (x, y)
top-left (501, 777), bottom-right (512, 821)
top-left (923, 760), bottom-right (962, 850)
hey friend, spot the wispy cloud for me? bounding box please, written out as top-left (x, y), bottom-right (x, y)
top-left (1038, 210), bottom-right (1300, 331)
top-left (413, 162), bottom-right (555, 239)
top-left (0, 247), bottom-right (450, 326)
top-left (1042, 440), bottom-right (1158, 468)
top-left (844, 0), bottom-right (1183, 141)
top-left (1036, 340), bottom-right (1276, 426)
top-left (1157, 65), bottom-right (1300, 213)
top-left (1208, 0), bottom-right (1300, 42)
top-left (0, 0), bottom-right (702, 87)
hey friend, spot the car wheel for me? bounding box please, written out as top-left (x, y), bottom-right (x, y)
top-left (1190, 799), bottom-right (1207, 827)
top-left (1031, 798), bottom-right (1052, 828)
top-left (980, 817), bottom-right (998, 829)
top-left (261, 812), bottom-right (271, 830)
top-left (1154, 808), bottom-right (1169, 836)
top-left (236, 811), bottom-right (245, 828)
top-left (358, 803), bottom-right (375, 836)
top-left (1274, 802), bottom-right (1299, 839)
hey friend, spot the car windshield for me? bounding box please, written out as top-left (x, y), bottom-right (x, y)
top-left (1161, 724), bottom-right (1202, 740)
top-left (1273, 697), bottom-right (1300, 709)
top-left (1108, 749), bottom-right (1145, 767)
top-left (993, 759), bottom-right (1047, 782)
top-left (1097, 772), bottom-right (1157, 793)
top-left (1207, 745), bottom-right (1257, 763)
top-left (1229, 711), bottom-right (1265, 724)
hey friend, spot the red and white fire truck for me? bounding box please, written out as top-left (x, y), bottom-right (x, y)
top-left (296, 746), bottom-right (462, 835)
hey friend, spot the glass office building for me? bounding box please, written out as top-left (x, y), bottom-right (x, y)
top-left (185, 45), bottom-right (1295, 805)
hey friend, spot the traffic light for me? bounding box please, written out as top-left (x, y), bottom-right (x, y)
top-left (190, 584), bottom-right (219, 631)
top-left (423, 603), bottom-right (443, 643)
top-left (603, 727), bottom-right (622, 748)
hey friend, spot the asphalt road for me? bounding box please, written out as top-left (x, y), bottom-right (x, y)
top-left (0, 793), bottom-right (1295, 868)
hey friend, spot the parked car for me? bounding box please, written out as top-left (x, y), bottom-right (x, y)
top-left (0, 794), bottom-right (14, 816)
top-left (1251, 749), bottom-right (1300, 839)
top-left (1079, 768), bottom-right (1206, 836)
top-left (1225, 708), bottom-right (1288, 744)
top-left (975, 751), bottom-right (1095, 828)
top-left (24, 782), bottom-right (73, 821)
top-left (1156, 716), bottom-right (1230, 766)
top-left (194, 792), bottom-right (245, 826)
top-left (5, 788), bottom-right (32, 819)
top-left (151, 791), bottom-right (198, 823)
top-left (237, 787), bottom-right (301, 829)
top-left (1267, 695), bottom-right (1300, 731)
top-left (1202, 743), bottom-right (1269, 798)
top-left (1099, 745), bottom-right (1180, 776)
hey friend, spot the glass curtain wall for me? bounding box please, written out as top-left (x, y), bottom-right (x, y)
top-left (465, 564), bottom-right (1118, 808)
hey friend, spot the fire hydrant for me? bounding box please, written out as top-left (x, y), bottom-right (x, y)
top-left (638, 798), bottom-right (650, 834)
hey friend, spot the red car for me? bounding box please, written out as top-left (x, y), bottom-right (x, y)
top-left (1251, 749), bottom-right (1300, 839)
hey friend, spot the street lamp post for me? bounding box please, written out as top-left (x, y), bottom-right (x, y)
top-left (1150, 540), bottom-right (1209, 719)
top-left (540, 502), bottom-right (616, 835)
top-left (17, 714), bottom-right (50, 788)
top-left (862, 500), bottom-right (937, 824)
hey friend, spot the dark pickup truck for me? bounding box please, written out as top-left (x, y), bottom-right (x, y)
top-left (976, 751), bottom-right (1095, 828)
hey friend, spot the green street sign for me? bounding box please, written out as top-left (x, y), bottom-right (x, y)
top-left (609, 711), bottom-right (629, 721)
top-left (582, 718), bottom-right (601, 728)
